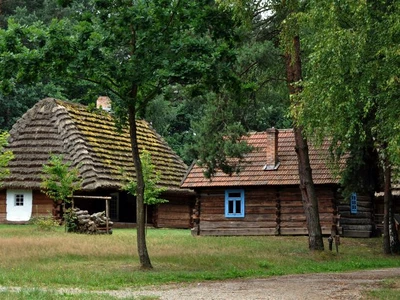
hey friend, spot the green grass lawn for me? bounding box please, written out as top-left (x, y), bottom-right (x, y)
top-left (0, 224), bottom-right (399, 292)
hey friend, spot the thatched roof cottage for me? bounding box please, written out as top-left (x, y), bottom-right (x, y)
top-left (0, 98), bottom-right (194, 228)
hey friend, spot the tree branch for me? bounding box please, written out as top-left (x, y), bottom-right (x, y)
top-left (76, 76), bottom-right (124, 100)
top-left (239, 61), bottom-right (259, 77)
top-left (162, 0), bottom-right (181, 34)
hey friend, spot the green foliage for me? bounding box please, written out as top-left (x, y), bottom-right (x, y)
top-left (0, 0), bottom-right (292, 175)
top-left (188, 0), bottom-right (292, 177)
top-left (123, 150), bottom-right (167, 206)
top-left (40, 154), bottom-right (81, 204)
top-left (299, 0), bottom-right (400, 193)
top-left (30, 215), bottom-right (60, 231)
top-left (0, 0), bottom-right (105, 131)
top-left (0, 289), bottom-right (128, 300)
top-left (0, 131), bottom-right (13, 185)
top-left (235, 39), bottom-right (291, 131)
top-left (191, 92), bottom-right (253, 177)
top-left (63, 208), bottom-right (78, 233)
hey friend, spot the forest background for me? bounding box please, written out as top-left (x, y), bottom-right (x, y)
top-left (0, 0), bottom-right (291, 166)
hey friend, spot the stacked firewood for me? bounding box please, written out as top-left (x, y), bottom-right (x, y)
top-left (68, 208), bottom-right (113, 234)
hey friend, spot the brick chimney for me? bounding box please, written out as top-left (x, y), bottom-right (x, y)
top-left (96, 96), bottom-right (112, 112)
top-left (264, 128), bottom-right (279, 170)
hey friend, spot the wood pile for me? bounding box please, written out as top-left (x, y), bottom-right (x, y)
top-left (68, 208), bottom-right (113, 234)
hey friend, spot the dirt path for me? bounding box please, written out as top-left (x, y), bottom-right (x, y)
top-left (98, 268), bottom-right (400, 299)
top-left (2, 268), bottom-right (400, 299)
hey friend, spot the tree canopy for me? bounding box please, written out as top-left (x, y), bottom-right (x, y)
top-left (0, 0), bottom-right (291, 167)
top-left (123, 150), bottom-right (167, 206)
top-left (299, 0), bottom-right (400, 183)
top-left (40, 154), bottom-right (82, 204)
top-left (0, 0), bottom-right (250, 268)
top-left (299, 0), bottom-right (400, 253)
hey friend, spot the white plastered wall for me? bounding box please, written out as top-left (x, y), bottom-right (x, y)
top-left (6, 190), bottom-right (33, 221)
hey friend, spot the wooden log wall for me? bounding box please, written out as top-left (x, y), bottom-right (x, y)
top-left (32, 191), bottom-right (56, 218)
top-left (0, 190), bottom-right (6, 222)
top-left (338, 194), bottom-right (375, 238)
top-left (155, 195), bottom-right (195, 229)
top-left (195, 185), bottom-right (337, 236)
top-left (279, 187), bottom-right (336, 235)
top-left (197, 188), bottom-right (279, 236)
top-left (374, 196), bottom-right (384, 233)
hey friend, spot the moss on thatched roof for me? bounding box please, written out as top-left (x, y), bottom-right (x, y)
top-left (3, 98), bottom-right (187, 191)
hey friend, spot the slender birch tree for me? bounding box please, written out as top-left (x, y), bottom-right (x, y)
top-left (300, 1), bottom-right (400, 254)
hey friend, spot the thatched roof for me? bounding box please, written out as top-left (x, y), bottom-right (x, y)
top-left (3, 98), bottom-right (188, 192)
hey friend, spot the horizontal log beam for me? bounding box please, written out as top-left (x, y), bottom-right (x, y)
top-left (201, 221), bottom-right (278, 230)
top-left (342, 230), bottom-right (372, 238)
top-left (199, 228), bottom-right (278, 236)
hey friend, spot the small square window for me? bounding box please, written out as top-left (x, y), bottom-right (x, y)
top-left (225, 189), bottom-right (245, 218)
top-left (15, 194), bottom-right (24, 206)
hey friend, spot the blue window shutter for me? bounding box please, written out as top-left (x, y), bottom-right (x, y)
top-left (350, 192), bottom-right (357, 214)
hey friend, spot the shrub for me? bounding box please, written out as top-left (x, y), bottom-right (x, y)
top-left (63, 208), bottom-right (78, 232)
top-left (30, 215), bottom-right (59, 231)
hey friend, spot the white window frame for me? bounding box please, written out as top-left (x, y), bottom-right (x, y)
top-left (225, 189), bottom-right (245, 218)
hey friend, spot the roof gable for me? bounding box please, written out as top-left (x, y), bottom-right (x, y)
top-left (4, 98), bottom-right (187, 191)
top-left (181, 129), bottom-right (339, 188)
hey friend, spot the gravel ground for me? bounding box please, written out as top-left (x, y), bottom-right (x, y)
top-left (67, 268), bottom-right (400, 299)
top-left (106, 268), bottom-right (400, 299)
top-left (2, 268), bottom-right (400, 299)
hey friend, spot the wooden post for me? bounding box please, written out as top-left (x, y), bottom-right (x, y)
top-left (106, 199), bottom-right (109, 234)
top-left (63, 202), bottom-right (66, 232)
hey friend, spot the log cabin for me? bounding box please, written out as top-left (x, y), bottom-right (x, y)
top-left (0, 97), bottom-right (194, 228)
top-left (181, 129), bottom-right (376, 237)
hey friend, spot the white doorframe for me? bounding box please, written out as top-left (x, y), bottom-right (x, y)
top-left (6, 189), bottom-right (33, 221)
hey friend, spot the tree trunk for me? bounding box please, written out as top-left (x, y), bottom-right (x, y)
top-left (294, 127), bottom-right (324, 250)
top-left (285, 35), bottom-right (324, 251)
top-left (127, 103), bottom-right (153, 269)
top-left (383, 154), bottom-right (400, 254)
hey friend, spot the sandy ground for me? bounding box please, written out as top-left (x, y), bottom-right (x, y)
top-left (2, 268), bottom-right (400, 299)
top-left (95, 268), bottom-right (400, 299)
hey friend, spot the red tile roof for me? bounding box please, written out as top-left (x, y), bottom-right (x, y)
top-left (181, 129), bottom-right (339, 188)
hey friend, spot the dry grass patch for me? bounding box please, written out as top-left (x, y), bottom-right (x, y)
top-left (0, 225), bottom-right (399, 291)
top-left (0, 231), bottom-right (136, 268)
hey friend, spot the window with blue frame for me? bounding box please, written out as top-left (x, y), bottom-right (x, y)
top-left (350, 192), bottom-right (357, 214)
top-left (225, 189), bottom-right (245, 218)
